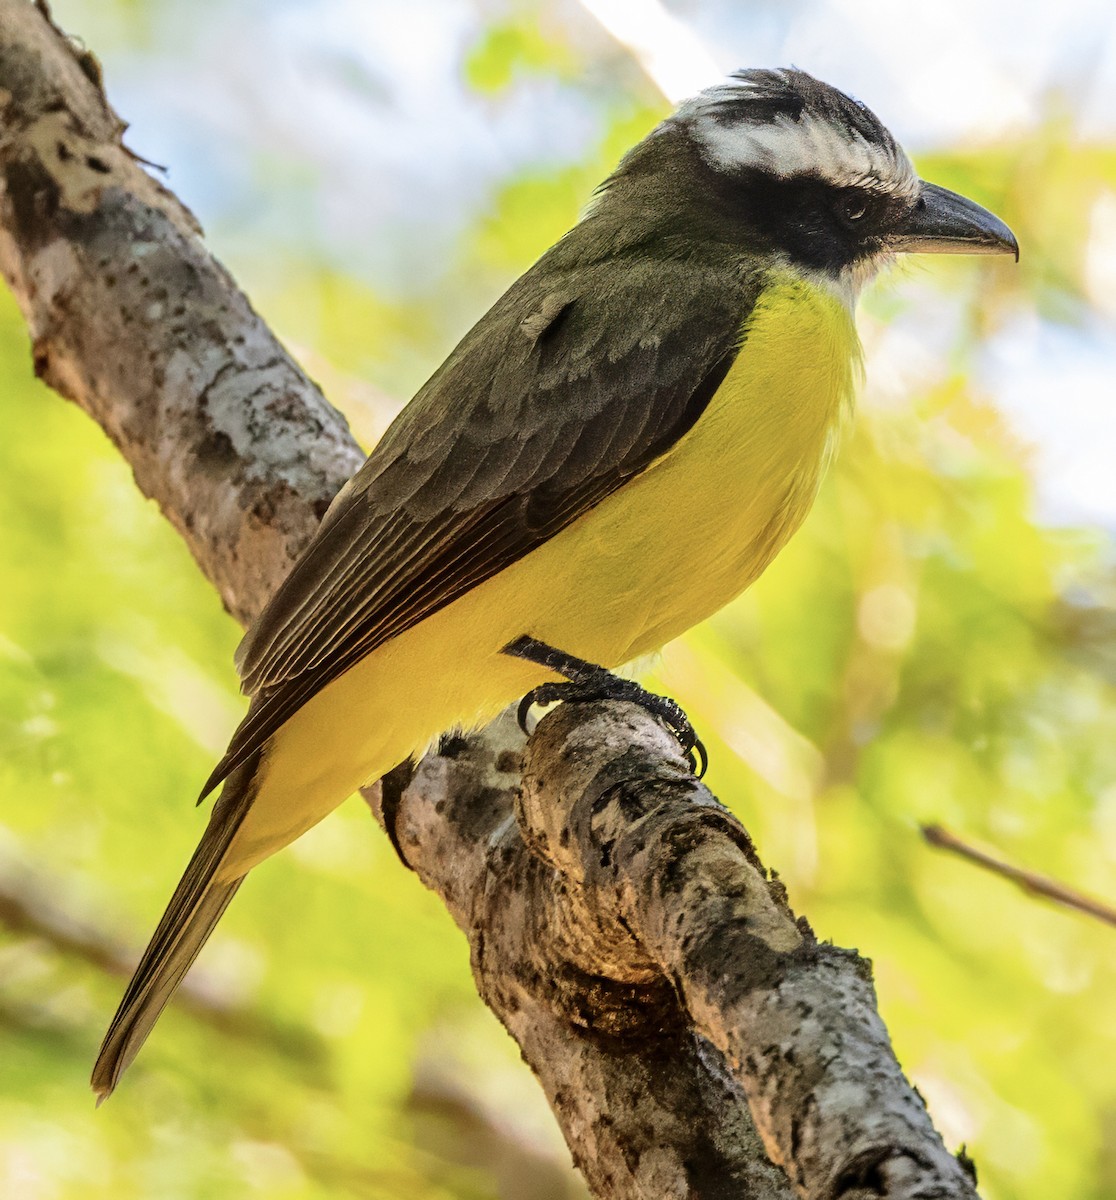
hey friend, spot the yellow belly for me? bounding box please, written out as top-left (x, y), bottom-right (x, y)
top-left (221, 276), bottom-right (859, 876)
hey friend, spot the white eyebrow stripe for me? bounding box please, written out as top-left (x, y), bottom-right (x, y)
top-left (692, 110), bottom-right (920, 200)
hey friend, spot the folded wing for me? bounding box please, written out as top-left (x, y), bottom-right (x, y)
top-left (203, 253), bottom-right (758, 798)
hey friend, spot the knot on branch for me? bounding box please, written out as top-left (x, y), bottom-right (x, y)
top-left (515, 700), bottom-right (804, 988)
top-left (472, 698), bottom-right (810, 1048)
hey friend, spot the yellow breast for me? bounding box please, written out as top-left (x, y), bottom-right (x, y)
top-left (527, 271), bottom-right (861, 660)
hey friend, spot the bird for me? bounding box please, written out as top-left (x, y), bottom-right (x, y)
top-left (92, 67), bottom-right (1018, 1098)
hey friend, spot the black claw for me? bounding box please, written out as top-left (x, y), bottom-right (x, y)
top-left (517, 681), bottom-right (568, 734)
top-left (380, 758), bottom-right (417, 871)
top-left (516, 692), bottom-right (535, 736)
top-left (504, 635), bottom-right (708, 776)
top-left (688, 736), bottom-right (708, 779)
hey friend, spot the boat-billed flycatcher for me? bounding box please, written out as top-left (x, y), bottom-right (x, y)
top-left (93, 68), bottom-right (1018, 1097)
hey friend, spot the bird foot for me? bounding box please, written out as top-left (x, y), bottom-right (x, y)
top-left (502, 635), bottom-right (707, 777)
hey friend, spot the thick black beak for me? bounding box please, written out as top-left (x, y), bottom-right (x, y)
top-left (891, 181), bottom-right (1019, 260)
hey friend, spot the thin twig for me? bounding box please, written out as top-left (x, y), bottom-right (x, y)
top-left (922, 824), bottom-right (1116, 928)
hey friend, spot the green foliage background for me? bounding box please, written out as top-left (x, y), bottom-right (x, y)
top-left (2, 2), bottom-right (1115, 1197)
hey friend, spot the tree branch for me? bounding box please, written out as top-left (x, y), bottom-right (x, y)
top-left (922, 824), bottom-right (1116, 929)
top-left (0, 0), bottom-right (361, 623)
top-left (0, 3), bottom-right (980, 1195)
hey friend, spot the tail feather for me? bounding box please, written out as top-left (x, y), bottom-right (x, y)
top-left (92, 755), bottom-right (260, 1101)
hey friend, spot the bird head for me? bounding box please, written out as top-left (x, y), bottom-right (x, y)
top-left (597, 68), bottom-right (1018, 299)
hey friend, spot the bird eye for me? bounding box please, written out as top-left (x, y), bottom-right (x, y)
top-left (837, 194), bottom-right (868, 227)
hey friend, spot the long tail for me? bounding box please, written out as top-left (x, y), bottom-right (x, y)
top-left (91, 753), bottom-right (261, 1101)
